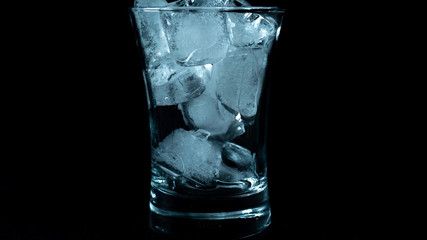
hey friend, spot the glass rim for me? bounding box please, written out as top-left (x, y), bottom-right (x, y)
top-left (130, 6), bottom-right (285, 13)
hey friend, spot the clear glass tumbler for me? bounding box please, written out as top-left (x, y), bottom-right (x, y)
top-left (130, 5), bottom-right (284, 238)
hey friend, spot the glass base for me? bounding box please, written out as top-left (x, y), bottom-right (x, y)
top-left (149, 187), bottom-right (271, 238)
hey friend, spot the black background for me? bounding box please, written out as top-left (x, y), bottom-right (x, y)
top-left (1, 0), bottom-right (381, 239)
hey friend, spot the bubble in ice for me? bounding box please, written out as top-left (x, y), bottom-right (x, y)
top-left (149, 65), bottom-right (210, 106)
top-left (152, 128), bottom-right (222, 186)
top-left (212, 47), bottom-right (268, 118)
top-left (228, 12), bottom-right (278, 48)
top-left (161, 10), bottom-right (230, 66)
top-left (179, 91), bottom-right (245, 140)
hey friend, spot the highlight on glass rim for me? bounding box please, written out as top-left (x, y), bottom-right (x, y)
top-left (130, 0), bottom-right (285, 238)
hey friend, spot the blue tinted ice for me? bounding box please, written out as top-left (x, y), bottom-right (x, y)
top-left (134, 0), bottom-right (168, 7)
top-left (218, 142), bottom-right (257, 185)
top-left (228, 12), bottom-right (278, 48)
top-left (133, 7), bottom-right (211, 106)
top-left (212, 48), bottom-right (268, 118)
top-left (175, 0), bottom-right (250, 6)
top-left (153, 128), bottom-right (257, 187)
top-left (161, 10), bottom-right (230, 66)
top-left (136, 0), bottom-right (281, 188)
top-left (185, 0), bottom-right (232, 6)
top-left (132, 7), bottom-right (170, 70)
top-left (221, 142), bottom-right (254, 171)
top-left (179, 91), bottom-right (245, 139)
top-left (152, 128), bottom-right (222, 186)
top-left (150, 65), bottom-right (210, 106)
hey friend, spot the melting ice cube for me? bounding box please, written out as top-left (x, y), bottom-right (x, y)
top-left (179, 91), bottom-right (245, 140)
top-left (132, 6), bottom-right (171, 69)
top-left (228, 12), bottom-right (278, 49)
top-left (149, 65), bottom-right (210, 106)
top-left (217, 142), bottom-right (257, 184)
top-left (212, 47), bottom-right (268, 118)
top-left (161, 10), bottom-right (230, 66)
top-left (152, 128), bottom-right (222, 186)
top-left (221, 142), bottom-right (254, 171)
top-left (134, 2), bottom-right (205, 107)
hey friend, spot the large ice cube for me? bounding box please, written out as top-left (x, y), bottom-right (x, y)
top-left (228, 12), bottom-right (278, 48)
top-left (152, 128), bottom-right (222, 186)
top-left (179, 91), bottom-right (245, 140)
top-left (132, 7), bottom-right (170, 69)
top-left (161, 10), bottom-right (230, 66)
top-left (212, 47), bottom-right (268, 118)
top-left (134, 5), bottom-right (201, 107)
top-left (148, 65), bottom-right (210, 106)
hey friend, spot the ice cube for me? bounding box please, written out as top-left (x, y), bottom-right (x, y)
top-left (227, 12), bottom-right (278, 49)
top-left (179, 91), bottom-right (245, 139)
top-left (161, 10), bottom-right (230, 66)
top-left (152, 128), bottom-right (222, 186)
top-left (185, 0), bottom-right (233, 6)
top-left (134, 0), bottom-right (168, 7)
top-left (217, 142), bottom-right (257, 184)
top-left (181, 0), bottom-right (250, 6)
top-left (131, 7), bottom-right (171, 70)
top-left (221, 142), bottom-right (254, 171)
top-left (212, 47), bottom-right (268, 118)
top-left (149, 65), bottom-right (210, 106)
top-left (133, 6), bottom-right (202, 107)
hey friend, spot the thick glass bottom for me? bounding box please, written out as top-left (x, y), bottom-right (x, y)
top-left (149, 187), bottom-right (271, 238)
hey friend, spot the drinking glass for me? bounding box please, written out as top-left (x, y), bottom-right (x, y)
top-left (130, 5), bottom-right (284, 238)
